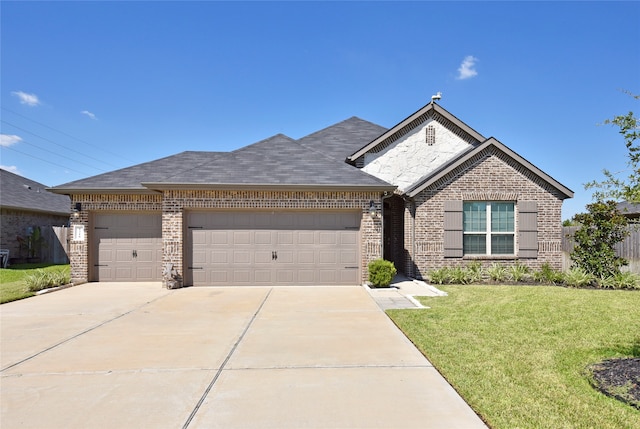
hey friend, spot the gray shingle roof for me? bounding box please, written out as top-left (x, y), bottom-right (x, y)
top-left (1, 169), bottom-right (70, 214)
top-left (51, 119), bottom-right (395, 193)
top-left (52, 151), bottom-right (223, 191)
top-left (147, 134), bottom-right (392, 188)
top-left (297, 117), bottom-right (388, 162)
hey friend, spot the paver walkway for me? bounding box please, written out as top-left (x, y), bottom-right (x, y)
top-left (1, 282), bottom-right (485, 428)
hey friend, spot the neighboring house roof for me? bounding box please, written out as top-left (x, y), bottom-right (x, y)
top-left (404, 137), bottom-right (574, 199)
top-left (617, 201), bottom-right (640, 218)
top-left (0, 169), bottom-right (70, 215)
top-left (347, 102), bottom-right (485, 163)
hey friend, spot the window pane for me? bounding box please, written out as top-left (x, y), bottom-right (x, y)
top-left (491, 202), bottom-right (514, 232)
top-left (491, 235), bottom-right (514, 254)
top-left (464, 234), bottom-right (486, 254)
top-left (463, 202), bottom-right (486, 232)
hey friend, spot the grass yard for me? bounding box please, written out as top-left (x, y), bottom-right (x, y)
top-left (0, 264), bottom-right (69, 304)
top-left (388, 285), bottom-right (640, 429)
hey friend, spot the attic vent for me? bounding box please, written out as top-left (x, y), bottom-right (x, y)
top-left (355, 156), bottom-right (365, 168)
top-left (426, 125), bottom-right (436, 146)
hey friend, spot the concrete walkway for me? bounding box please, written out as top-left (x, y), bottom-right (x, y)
top-left (1, 283), bottom-right (485, 428)
top-left (366, 274), bottom-right (447, 310)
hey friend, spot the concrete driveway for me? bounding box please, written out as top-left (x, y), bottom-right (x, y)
top-left (1, 283), bottom-right (486, 429)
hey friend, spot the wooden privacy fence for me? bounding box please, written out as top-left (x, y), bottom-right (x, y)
top-left (562, 226), bottom-right (640, 273)
top-left (40, 226), bottom-right (70, 264)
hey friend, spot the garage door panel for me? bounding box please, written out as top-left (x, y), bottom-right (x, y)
top-left (340, 250), bottom-right (358, 265)
top-left (341, 232), bottom-right (358, 245)
top-left (92, 213), bottom-right (162, 282)
top-left (276, 250), bottom-right (294, 264)
top-left (233, 270), bottom-right (251, 283)
top-left (298, 251), bottom-right (315, 264)
top-left (276, 270), bottom-right (295, 283)
top-left (254, 250), bottom-right (273, 264)
top-left (319, 251), bottom-right (337, 264)
top-left (318, 270), bottom-right (336, 283)
top-left (254, 231), bottom-right (273, 245)
top-left (277, 231), bottom-right (293, 245)
top-left (298, 232), bottom-right (315, 245)
top-left (210, 251), bottom-right (228, 264)
top-left (233, 250), bottom-right (251, 264)
top-left (340, 269), bottom-right (359, 283)
top-left (116, 249), bottom-right (133, 262)
top-left (210, 231), bottom-right (228, 245)
top-left (135, 249), bottom-right (155, 263)
top-left (298, 270), bottom-right (315, 283)
top-left (319, 232), bottom-right (337, 245)
top-left (192, 230), bottom-right (207, 245)
top-left (233, 231), bottom-right (251, 245)
top-left (186, 210), bottom-right (361, 286)
top-left (136, 266), bottom-right (154, 281)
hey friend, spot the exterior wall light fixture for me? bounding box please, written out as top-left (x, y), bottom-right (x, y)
top-left (369, 200), bottom-right (380, 219)
top-left (73, 202), bottom-right (82, 218)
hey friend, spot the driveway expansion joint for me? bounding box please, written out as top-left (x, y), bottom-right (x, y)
top-left (181, 287), bottom-right (273, 429)
top-left (0, 291), bottom-right (172, 373)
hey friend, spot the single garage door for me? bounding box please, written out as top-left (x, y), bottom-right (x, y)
top-left (186, 210), bottom-right (361, 286)
top-left (91, 213), bottom-right (163, 282)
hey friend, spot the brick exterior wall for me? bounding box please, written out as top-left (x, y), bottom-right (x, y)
top-left (404, 147), bottom-right (566, 278)
top-left (70, 190), bottom-right (383, 284)
top-left (0, 208), bottom-right (69, 261)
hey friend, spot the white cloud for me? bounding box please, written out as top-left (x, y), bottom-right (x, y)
top-left (81, 110), bottom-right (97, 120)
top-left (0, 165), bottom-right (21, 175)
top-left (457, 55), bottom-right (478, 80)
top-left (11, 90), bottom-right (41, 106)
top-left (0, 134), bottom-right (22, 147)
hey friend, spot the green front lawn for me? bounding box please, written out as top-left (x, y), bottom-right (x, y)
top-left (0, 264), bottom-right (69, 304)
top-left (388, 285), bottom-right (640, 429)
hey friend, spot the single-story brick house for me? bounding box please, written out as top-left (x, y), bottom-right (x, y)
top-left (50, 101), bottom-right (573, 286)
top-left (1, 169), bottom-right (71, 264)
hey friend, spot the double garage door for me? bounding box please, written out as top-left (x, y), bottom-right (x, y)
top-left (92, 210), bottom-right (361, 286)
top-left (186, 211), bottom-right (361, 286)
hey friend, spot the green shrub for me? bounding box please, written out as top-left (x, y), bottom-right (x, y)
top-left (533, 263), bottom-right (564, 285)
top-left (449, 266), bottom-right (471, 284)
top-left (487, 263), bottom-right (508, 282)
top-left (24, 267), bottom-right (71, 292)
top-left (428, 267), bottom-right (451, 285)
top-left (570, 200), bottom-right (629, 279)
top-left (563, 267), bottom-right (594, 288)
top-left (465, 261), bottom-right (484, 283)
top-left (508, 262), bottom-right (530, 282)
top-left (600, 271), bottom-right (640, 290)
top-left (367, 259), bottom-right (397, 287)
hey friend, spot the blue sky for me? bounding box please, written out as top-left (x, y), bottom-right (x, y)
top-left (1, 1), bottom-right (638, 219)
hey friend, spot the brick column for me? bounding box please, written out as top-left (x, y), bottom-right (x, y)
top-left (162, 196), bottom-right (183, 286)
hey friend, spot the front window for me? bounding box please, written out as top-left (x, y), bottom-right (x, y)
top-left (463, 202), bottom-right (514, 255)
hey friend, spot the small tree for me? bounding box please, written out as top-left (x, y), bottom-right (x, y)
top-left (570, 200), bottom-right (629, 279)
top-left (585, 91), bottom-right (639, 203)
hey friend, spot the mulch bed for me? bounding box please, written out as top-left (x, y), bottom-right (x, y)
top-left (589, 357), bottom-right (640, 410)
